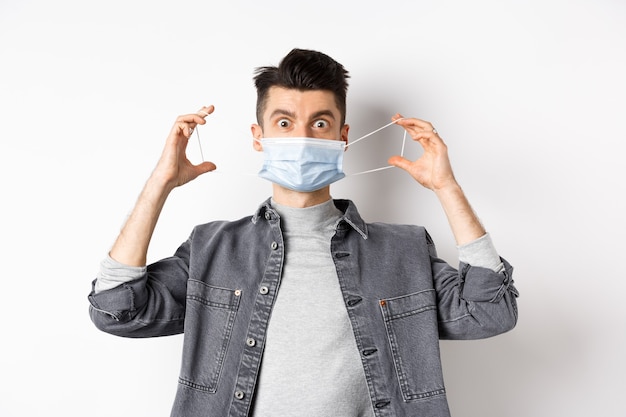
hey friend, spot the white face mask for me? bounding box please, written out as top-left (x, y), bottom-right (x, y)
top-left (257, 137), bottom-right (346, 192)
top-left (255, 119), bottom-right (406, 192)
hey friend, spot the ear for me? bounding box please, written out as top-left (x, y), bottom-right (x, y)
top-left (341, 123), bottom-right (350, 151)
top-left (251, 123), bottom-right (263, 151)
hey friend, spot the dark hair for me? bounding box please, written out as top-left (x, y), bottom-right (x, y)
top-left (253, 48), bottom-right (350, 126)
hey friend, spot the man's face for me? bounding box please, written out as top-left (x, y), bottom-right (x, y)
top-left (252, 86), bottom-right (349, 150)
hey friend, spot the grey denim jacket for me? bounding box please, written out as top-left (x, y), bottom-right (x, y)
top-left (88, 198), bottom-right (519, 417)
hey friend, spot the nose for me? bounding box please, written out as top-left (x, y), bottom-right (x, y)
top-left (292, 124), bottom-right (313, 138)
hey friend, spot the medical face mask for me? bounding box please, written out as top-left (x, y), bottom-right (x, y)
top-left (255, 118), bottom-right (407, 192)
top-left (257, 137), bottom-right (346, 192)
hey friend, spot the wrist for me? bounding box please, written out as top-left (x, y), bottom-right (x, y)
top-left (433, 180), bottom-right (462, 198)
top-left (146, 169), bottom-right (177, 196)
top-left (433, 181), bottom-right (486, 245)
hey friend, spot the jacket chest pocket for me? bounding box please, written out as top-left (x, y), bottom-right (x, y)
top-left (179, 279), bottom-right (241, 393)
top-left (380, 289), bottom-right (446, 401)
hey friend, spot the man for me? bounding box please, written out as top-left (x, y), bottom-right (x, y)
top-left (89, 48), bottom-right (518, 417)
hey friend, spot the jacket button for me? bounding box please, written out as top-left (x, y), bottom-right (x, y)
top-left (234, 390), bottom-right (245, 400)
top-left (271, 241), bottom-right (278, 250)
top-left (264, 212), bottom-right (272, 220)
top-left (246, 337), bottom-right (256, 347)
top-left (259, 286), bottom-right (269, 295)
top-left (347, 297), bottom-right (362, 307)
top-left (362, 348), bottom-right (378, 356)
top-left (375, 400), bottom-right (390, 408)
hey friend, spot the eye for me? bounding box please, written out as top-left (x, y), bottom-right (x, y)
top-left (313, 120), bottom-right (329, 129)
top-left (278, 118), bottom-right (291, 128)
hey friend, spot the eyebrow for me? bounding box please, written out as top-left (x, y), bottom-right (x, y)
top-left (269, 109), bottom-right (296, 120)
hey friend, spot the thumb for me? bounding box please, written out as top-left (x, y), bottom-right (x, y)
top-left (195, 161), bottom-right (217, 176)
top-left (388, 155), bottom-right (411, 171)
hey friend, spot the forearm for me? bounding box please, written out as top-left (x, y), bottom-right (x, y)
top-left (434, 182), bottom-right (486, 246)
top-left (109, 175), bottom-right (173, 267)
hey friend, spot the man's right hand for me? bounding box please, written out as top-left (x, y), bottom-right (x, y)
top-left (152, 105), bottom-right (217, 191)
top-left (109, 105), bottom-right (217, 267)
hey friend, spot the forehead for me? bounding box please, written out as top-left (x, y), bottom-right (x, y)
top-left (263, 86), bottom-right (340, 119)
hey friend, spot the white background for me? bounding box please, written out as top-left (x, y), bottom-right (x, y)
top-left (1, 1), bottom-right (625, 416)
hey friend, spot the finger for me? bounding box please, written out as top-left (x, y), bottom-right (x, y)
top-left (192, 105), bottom-right (215, 131)
top-left (177, 105), bottom-right (215, 127)
top-left (410, 132), bottom-right (448, 154)
top-left (393, 116), bottom-right (437, 136)
top-left (397, 119), bottom-right (435, 134)
top-left (174, 109), bottom-right (212, 138)
top-left (174, 121), bottom-right (196, 138)
top-left (391, 113), bottom-right (405, 122)
top-left (196, 104), bottom-right (215, 119)
top-left (170, 105), bottom-right (216, 141)
top-left (194, 160), bottom-right (217, 174)
top-left (387, 155), bottom-right (412, 171)
top-left (179, 161), bottom-right (218, 186)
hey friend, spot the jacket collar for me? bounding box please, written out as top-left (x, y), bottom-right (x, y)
top-left (252, 197), bottom-right (368, 239)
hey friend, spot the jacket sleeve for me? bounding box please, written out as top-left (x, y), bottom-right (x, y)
top-left (430, 240), bottom-right (519, 340)
top-left (87, 238), bottom-right (192, 338)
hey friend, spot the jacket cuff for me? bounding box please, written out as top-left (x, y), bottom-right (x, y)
top-left (88, 277), bottom-right (148, 321)
top-left (460, 258), bottom-right (516, 302)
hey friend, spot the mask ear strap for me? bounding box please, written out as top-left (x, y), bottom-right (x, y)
top-left (346, 121), bottom-right (409, 177)
top-left (196, 128), bottom-right (205, 162)
top-left (347, 118), bottom-right (405, 148)
top-left (348, 165), bottom-right (395, 176)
